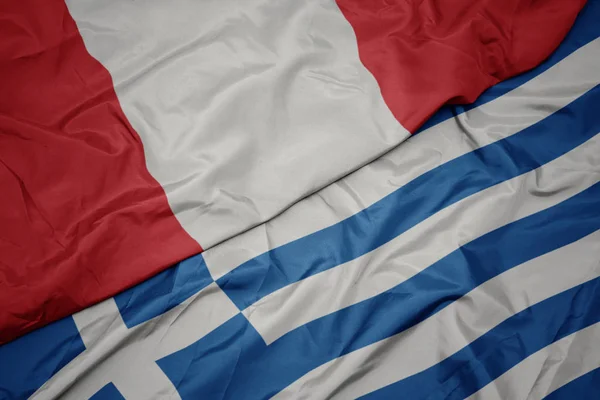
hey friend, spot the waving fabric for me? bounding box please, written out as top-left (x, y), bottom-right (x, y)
top-left (1, 1), bottom-right (600, 398)
top-left (0, 0), bottom-right (587, 345)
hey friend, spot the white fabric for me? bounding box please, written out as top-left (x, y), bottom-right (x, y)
top-left (66, 0), bottom-right (406, 249)
top-left (202, 38), bottom-right (600, 279)
top-left (25, 9), bottom-right (600, 398)
top-left (31, 283), bottom-right (239, 400)
top-left (274, 229), bottom-right (600, 399)
top-left (245, 133), bottom-right (600, 344)
top-left (468, 321), bottom-right (600, 400)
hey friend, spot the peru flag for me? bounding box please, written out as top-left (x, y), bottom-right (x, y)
top-left (0, 0), bottom-right (586, 343)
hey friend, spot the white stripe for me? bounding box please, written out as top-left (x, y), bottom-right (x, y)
top-left (202, 37), bottom-right (600, 279)
top-left (245, 133), bottom-right (600, 344)
top-left (274, 229), bottom-right (600, 399)
top-left (468, 322), bottom-right (600, 400)
top-left (66, 0), bottom-right (406, 249)
top-left (31, 283), bottom-right (239, 400)
top-left (114, 362), bottom-right (181, 400)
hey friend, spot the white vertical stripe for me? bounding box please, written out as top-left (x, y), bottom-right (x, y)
top-left (467, 322), bottom-right (600, 400)
top-left (113, 362), bottom-right (182, 400)
top-left (66, 0), bottom-right (406, 249)
top-left (245, 134), bottom-right (600, 344)
top-left (202, 38), bottom-right (600, 279)
top-left (31, 283), bottom-right (239, 400)
top-left (274, 230), bottom-right (600, 399)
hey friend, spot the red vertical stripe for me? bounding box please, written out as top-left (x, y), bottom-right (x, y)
top-left (336, 0), bottom-right (586, 132)
top-left (0, 1), bottom-right (201, 343)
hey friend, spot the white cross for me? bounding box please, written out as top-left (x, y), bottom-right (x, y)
top-left (30, 282), bottom-right (240, 400)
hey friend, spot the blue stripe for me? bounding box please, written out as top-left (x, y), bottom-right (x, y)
top-left (114, 254), bottom-right (213, 328)
top-left (159, 179), bottom-right (600, 399)
top-left (545, 367), bottom-right (600, 400)
top-left (361, 276), bottom-right (600, 400)
top-left (1, 6), bottom-right (596, 400)
top-left (157, 314), bottom-right (253, 400)
top-left (218, 83), bottom-right (600, 311)
top-left (90, 382), bottom-right (125, 400)
top-left (0, 316), bottom-right (85, 400)
top-left (417, 0), bottom-right (600, 132)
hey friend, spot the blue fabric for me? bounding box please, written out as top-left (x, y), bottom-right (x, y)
top-left (90, 383), bottom-right (126, 400)
top-left (2, 6), bottom-right (599, 399)
top-left (159, 180), bottom-right (600, 399)
top-left (115, 253), bottom-right (213, 328)
top-left (545, 367), bottom-right (600, 400)
top-left (218, 83), bottom-right (600, 311)
top-left (0, 317), bottom-right (85, 400)
top-left (362, 278), bottom-right (600, 399)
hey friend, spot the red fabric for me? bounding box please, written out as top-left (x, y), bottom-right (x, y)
top-left (336, 0), bottom-right (587, 132)
top-left (0, 1), bottom-right (202, 344)
top-left (0, 0), bottom-right (586, 344)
